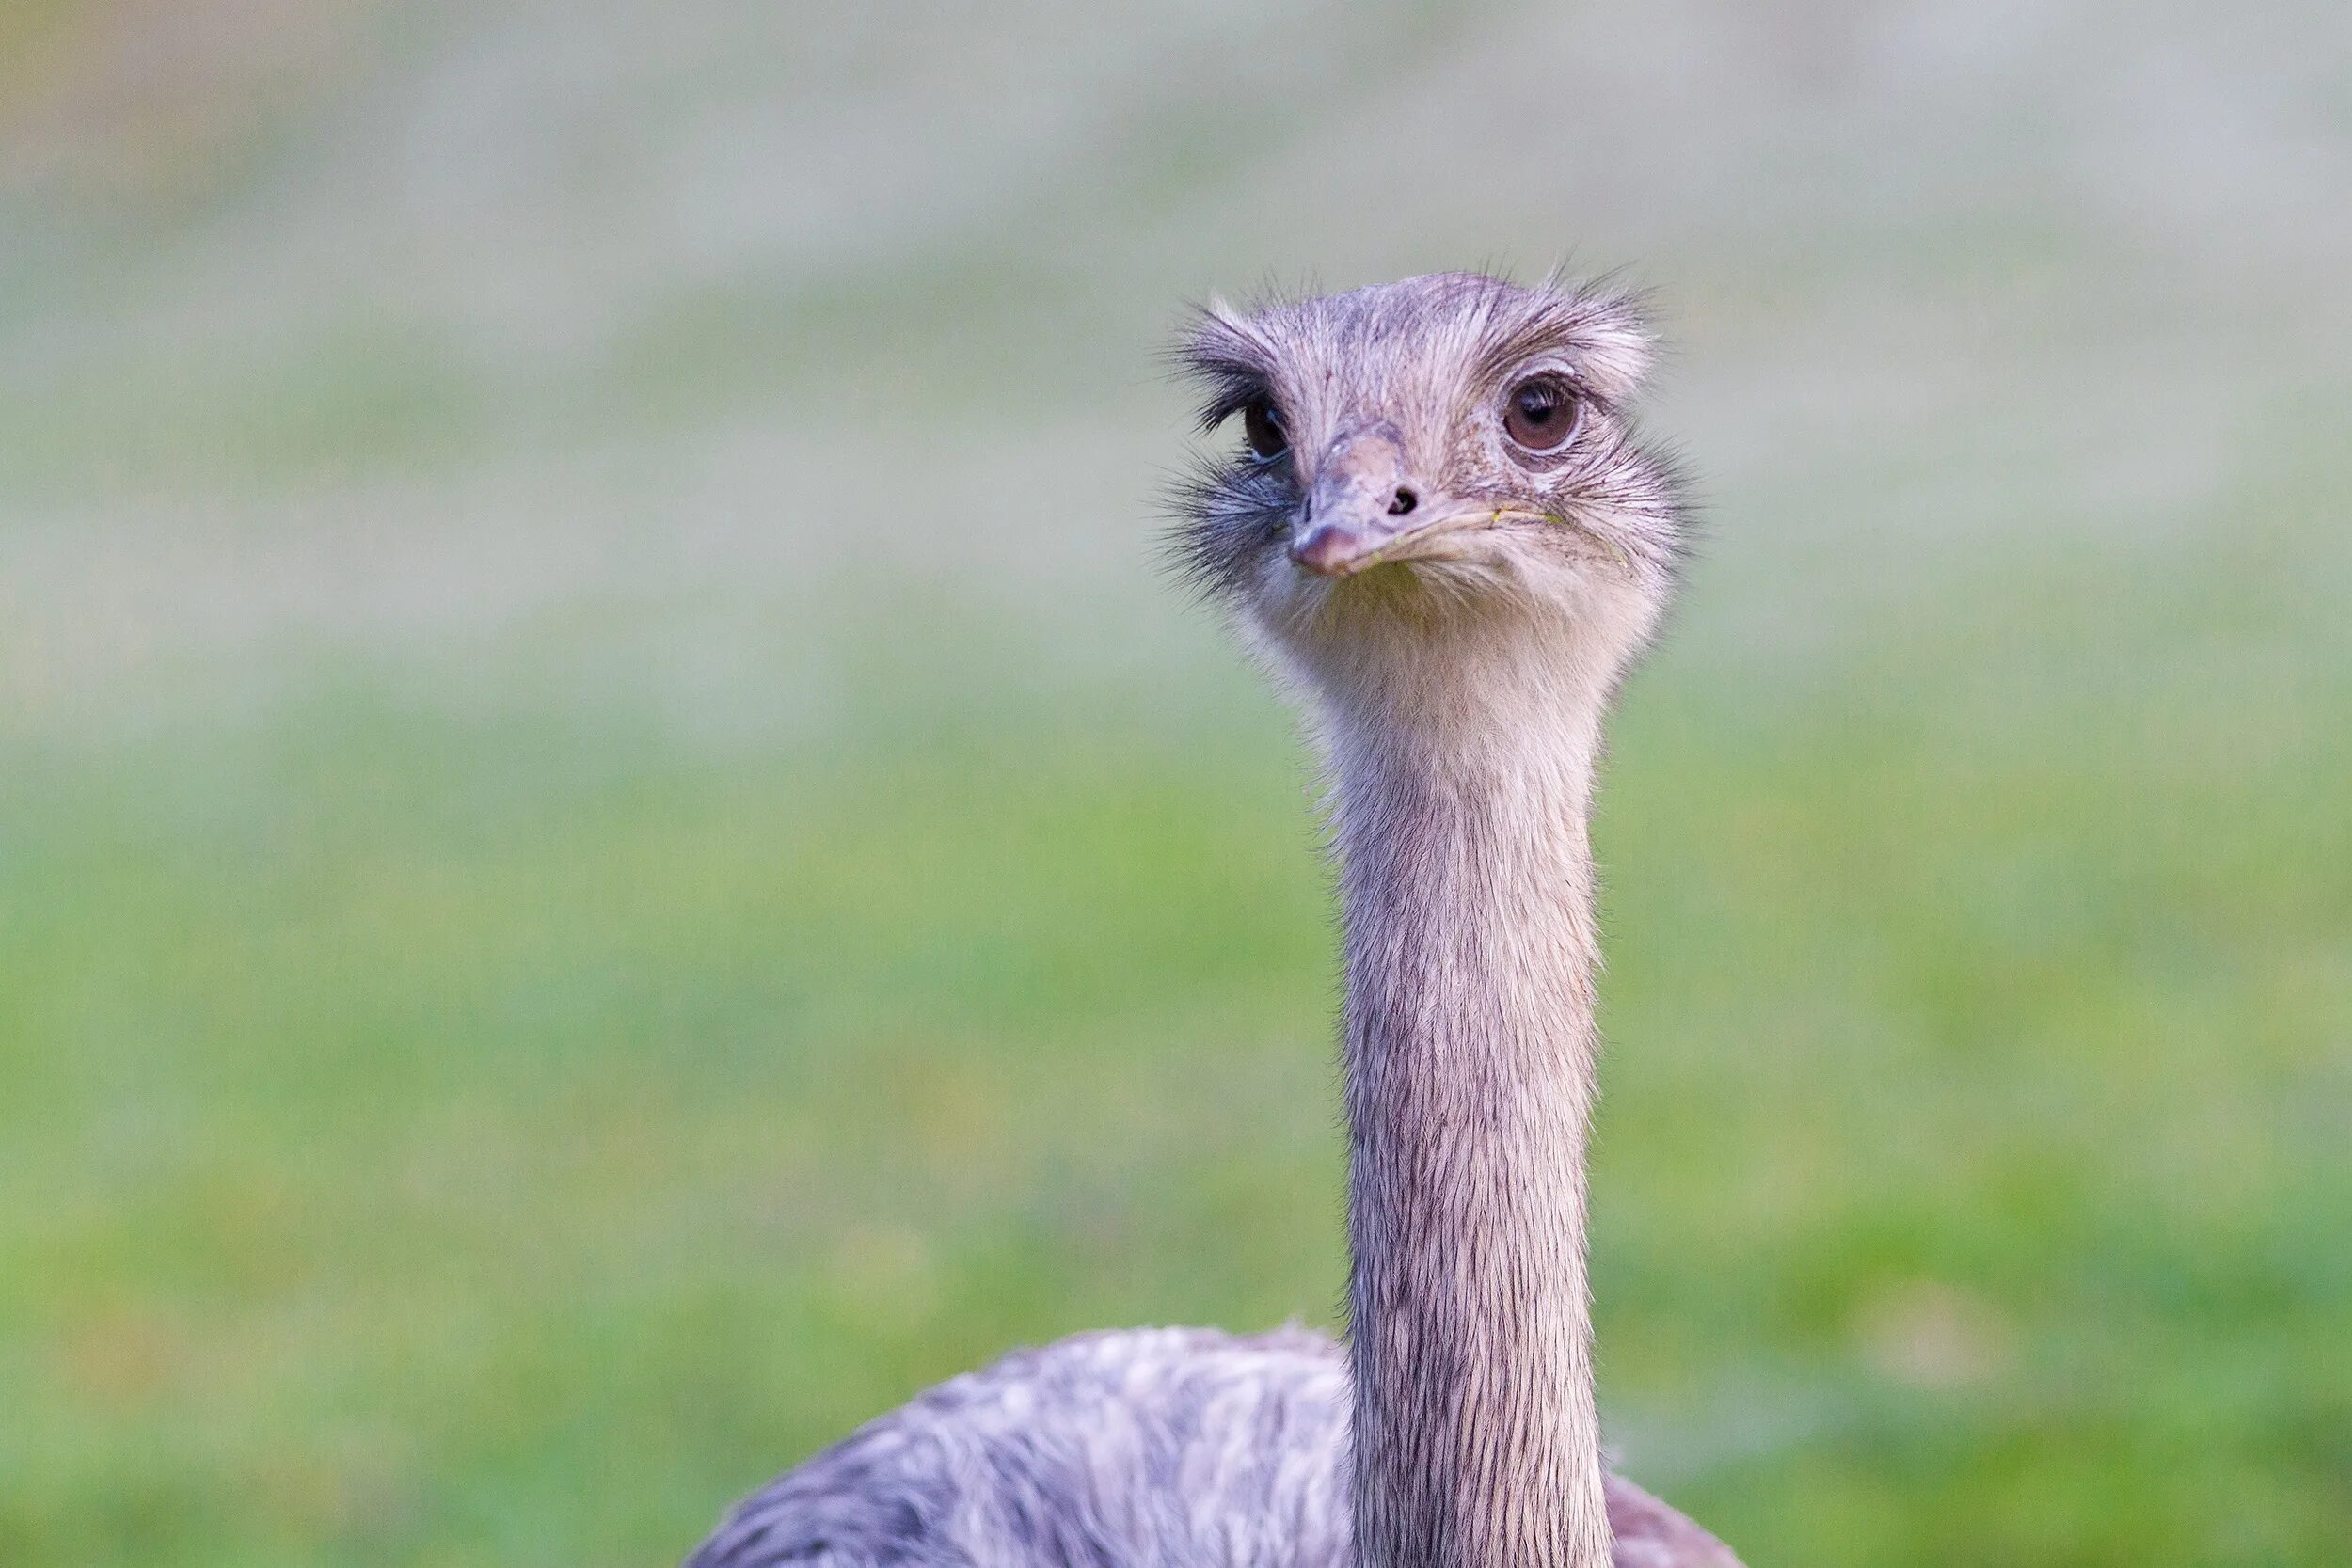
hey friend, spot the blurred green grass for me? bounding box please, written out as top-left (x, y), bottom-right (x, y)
top-left (4, 1), bottom-right (2350, 1565)
top-left (7, 530), bottom-right (2347, 1566)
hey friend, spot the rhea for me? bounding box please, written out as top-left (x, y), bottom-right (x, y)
top-left (686, 274), bottom-right (1740, 1568)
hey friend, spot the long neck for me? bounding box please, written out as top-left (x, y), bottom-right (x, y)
top-left (1329, 682), bottom-right (1613, 1568)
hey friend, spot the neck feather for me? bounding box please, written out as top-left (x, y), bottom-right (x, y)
top-left (1325, 668), bottom-right (1613, 1568)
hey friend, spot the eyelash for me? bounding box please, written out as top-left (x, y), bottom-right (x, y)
top-left (1203, 384), bottom-right (1271, 433)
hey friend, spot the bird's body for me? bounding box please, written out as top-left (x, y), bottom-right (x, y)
top-left (687, 273), bottom-right (1743, 1568)
top-left (687, 1328), bottom-right (1736, 1568)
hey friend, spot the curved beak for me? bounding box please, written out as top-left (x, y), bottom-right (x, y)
top-left (1289, 426), bottom-right (1483, 578)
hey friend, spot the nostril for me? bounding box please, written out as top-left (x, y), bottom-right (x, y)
top-left (1389, 487), bottom-right (1418, 515)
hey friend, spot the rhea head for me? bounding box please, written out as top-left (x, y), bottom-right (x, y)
top-left (1173, 273), bottom-right (1687, 736)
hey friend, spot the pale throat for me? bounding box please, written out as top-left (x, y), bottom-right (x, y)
top-left (1318, 640), bottom-right (1619, 1568)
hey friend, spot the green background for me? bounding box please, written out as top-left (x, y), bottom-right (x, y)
top-left (4, 2), bottom-right (2348, 1563)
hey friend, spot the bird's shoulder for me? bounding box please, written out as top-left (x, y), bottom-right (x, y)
top-left (685, 1324), bottom-right (1740, 1568)
top-left (686, 1324), bottom-right (1350, 1568)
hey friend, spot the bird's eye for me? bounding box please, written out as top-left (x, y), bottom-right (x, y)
top-left (1241, 396), bottom-right (1288, 461)
top-left (1502, 376), bottom-right (1580, 453)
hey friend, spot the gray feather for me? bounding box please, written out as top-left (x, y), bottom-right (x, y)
top-left (685, 1327), bottom-right (1735, 1568)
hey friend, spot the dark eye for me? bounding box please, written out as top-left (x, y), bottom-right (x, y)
top-left (1241, 395), bottom-right (1288, 461)
top-left (1502, 376), bottom-right (1580, 452)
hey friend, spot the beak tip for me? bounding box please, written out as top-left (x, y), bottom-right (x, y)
top-left (1289, 524), bottom-right (1367, 578)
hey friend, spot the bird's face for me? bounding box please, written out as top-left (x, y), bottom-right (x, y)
top-left (1172, 274), bottom-right (1685, 707)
